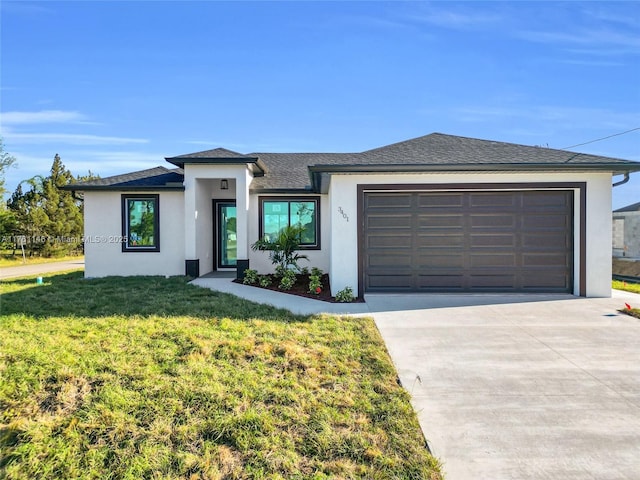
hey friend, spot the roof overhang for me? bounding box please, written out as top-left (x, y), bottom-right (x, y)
top-left (60, 184), bottom-right (185, 192)
top-left (165, 156), bottom-right (268, 176)
top-left (308, 163), bottom-right (640, 193)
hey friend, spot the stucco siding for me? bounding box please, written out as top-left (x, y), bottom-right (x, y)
top-left (328, 171), bottom-right (614, 298)
top-left (83, 191), bottom-right (184, 277)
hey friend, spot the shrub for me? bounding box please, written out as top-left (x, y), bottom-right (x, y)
top-left (309, 268), bottom-right (322, 294)
top-left (243, 269), bottom-right (259, 285)
top-left (279, 269), bottom-right (296, 290)
top-left (274, 264), bottom-right (287, 278)
top-left (259, 275), bottom-right (272, 288)
top-left (335, 286), bottom-right (355, 303)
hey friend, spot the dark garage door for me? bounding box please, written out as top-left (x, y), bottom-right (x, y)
top-left (363, 190), bottom-right (573, 293)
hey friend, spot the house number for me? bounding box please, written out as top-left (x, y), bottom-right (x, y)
top-left (338, 206), bottom-right (349, 222)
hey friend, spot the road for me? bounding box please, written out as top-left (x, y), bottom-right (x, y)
top-left (0, 259), bottom-right (85, 280)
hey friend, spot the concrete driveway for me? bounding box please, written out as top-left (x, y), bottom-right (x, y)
top-left (367, 291), bottom-right (640, 480)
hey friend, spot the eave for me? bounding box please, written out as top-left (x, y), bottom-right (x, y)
top-left (164, 156), bottom-right (268, 177)
top-left (308, 163), bottom-right (640, 193)
top-left (60, 185), bottom-right (185, 192)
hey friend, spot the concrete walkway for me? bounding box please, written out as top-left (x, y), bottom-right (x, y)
top-left (191, 276), bottom-right (370, 316)
top-left (193, 276), bottom-right (640, 480)
top-left (0, 259), bottom-right (85, 279)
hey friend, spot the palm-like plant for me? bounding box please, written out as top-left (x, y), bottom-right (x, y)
top-left (251, 224), bottom-right (308, 273)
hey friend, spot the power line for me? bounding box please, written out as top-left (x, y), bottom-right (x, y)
top-left (562, 127), bottom-right (640, 149)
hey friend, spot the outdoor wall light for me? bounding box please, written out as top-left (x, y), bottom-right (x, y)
top-left (220, 179), bottom-right (229, 190)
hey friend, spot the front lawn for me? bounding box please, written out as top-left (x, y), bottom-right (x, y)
top-left (0, 273), bottom-right (442, 479)
top-left (613, 279), bottom-right (640, 294)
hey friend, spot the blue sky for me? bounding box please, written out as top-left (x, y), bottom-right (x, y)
top-left (1, 1), bottom-right (639, 208)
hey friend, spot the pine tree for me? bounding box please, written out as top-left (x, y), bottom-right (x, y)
top-left (40, 154), bottom-right (83, 256)
top-left (7, 154), bottom-right (90, 257)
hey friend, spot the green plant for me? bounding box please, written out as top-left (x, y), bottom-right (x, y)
top-left (335, 286), bottom-right (355, 303)
top-left (251, 224), bottom-right (308, 272)
top-left (243, 268), bottom-right (259, 285)
top-left (309, 267), bottom-right (323, 294)
top-left (279, 269), bottom-right (297, 290)
top-left (259, 275), bottom-right (272, 288)
top-left (274, 264), bottom-right (287, 278)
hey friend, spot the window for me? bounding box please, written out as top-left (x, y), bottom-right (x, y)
top-left (122, 194), bottom-right (160, 252)
top-left (260, 197), bottom-right (320, 248)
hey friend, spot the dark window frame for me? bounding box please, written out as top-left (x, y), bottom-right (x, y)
top-left (121, 194), bottom-right (160, 252)
top-left (258, 196), bottom-right (321, 250)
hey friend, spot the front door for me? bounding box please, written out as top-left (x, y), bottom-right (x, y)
top-left (214, 200), bottom-right (237, 269)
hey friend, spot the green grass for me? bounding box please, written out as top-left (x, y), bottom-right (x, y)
top-left (0, 254), bottom-right (84, 267)
top-left (0, 272), bottom-right (442, 479)
top-left (612, 280), bottom-right (640, 319)
top-left (613, 279), bottom-right (640, 294)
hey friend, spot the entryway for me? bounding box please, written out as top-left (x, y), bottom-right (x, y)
top-left (213, 200), bottom-right (237, 270)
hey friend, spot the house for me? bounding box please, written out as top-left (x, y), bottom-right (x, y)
top-left (613, 201), bottom-right (640, 259)
top-left (66, 132), bottom-right (640, 298)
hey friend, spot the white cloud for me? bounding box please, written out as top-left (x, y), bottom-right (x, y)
top-left (518, 28), bottom-right (640, 51)
top-left (2, 131), bottom-right (148, 146)
top-left (407, 9), bottom-right (502, 29)
top-left (1, 110), bottom-right (88, 125)
top-left (452, 105), bottom-right (640, 131)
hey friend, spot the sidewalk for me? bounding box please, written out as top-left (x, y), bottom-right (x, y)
top-left (0, 259), bottom-right (85, 280)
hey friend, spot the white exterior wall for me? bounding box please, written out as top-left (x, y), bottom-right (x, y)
top-left (613, 211), bottom-right (640, 259)
top-left (585, 175), bottom-right (612, 296)
top-left (328, 171), bottom-right (614, 298)
top-left (183, 164), bottom-right (249, 275)
top-left (247, 194), bottom-right (330, 274)
top-left (83, 190), bottom-right (184, 277)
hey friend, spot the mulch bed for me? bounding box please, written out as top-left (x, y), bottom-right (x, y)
top-left (233, 273), bottom-right (363, 303)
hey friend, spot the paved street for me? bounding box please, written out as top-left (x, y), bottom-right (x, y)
top-left (0, 259), bottom-right (85, 279)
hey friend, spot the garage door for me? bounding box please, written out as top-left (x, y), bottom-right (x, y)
top-left (363, 190), bottom-right (573, 293)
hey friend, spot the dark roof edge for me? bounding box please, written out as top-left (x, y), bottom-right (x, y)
top-left (165, 155), bottom-right (263, 167)
top-left (60, 185), bottom-right (185, 192)
top-left (614, 201), bottom-right (640, 213)
top-left (308, 163), bottom-right (640, 174)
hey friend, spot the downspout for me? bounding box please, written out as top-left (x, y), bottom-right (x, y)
top-left (613, 172), bottom-right (630, 187)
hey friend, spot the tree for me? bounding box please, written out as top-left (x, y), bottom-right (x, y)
top-left (0, 138), bottom-right (18, 247)
top-left (6, 179), bottom-right (48, 256)
top-left (40, 154), bottom-right (83, 254)
top-left (0, 137), bottom-right (17, 198)
top-left (7, 154), bottom-right (92, 257)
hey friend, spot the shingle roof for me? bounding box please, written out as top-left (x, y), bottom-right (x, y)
top-left (168, 147), bottom-right (248, 159)
top-left (249, 153), bottom-right (356, 191)
top-left (359, 133), bottom-right (634, 165)
top-left (64, 166), bottom-right (184, 191)
top-left (68, 133), bottom-right (640, 193)
top-left (614, 201), bottom-right (640, 213)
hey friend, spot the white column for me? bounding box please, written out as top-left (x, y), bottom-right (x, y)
top-left (235, 167), bottom-right (251, 260)
top-left (183, 171), bottom-right (197, 260)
